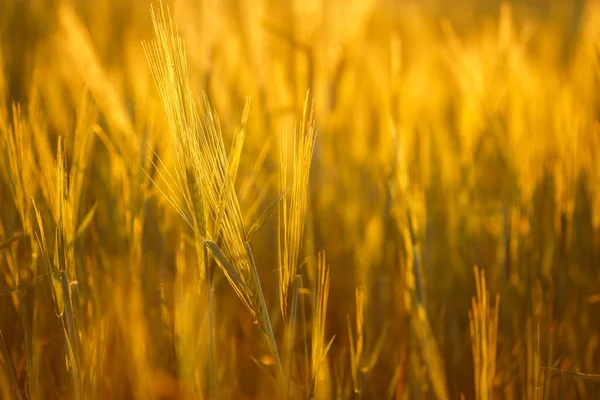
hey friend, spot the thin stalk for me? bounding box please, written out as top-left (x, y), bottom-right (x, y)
top-left (60, 270), bottom-right (81, 400)
top-left (284, 276), bottom-right (300, 398)
top-left (204, 244), bottom-right (218, 400)
top-left (298, 275), bottom-right (310, 396)
top-left (17, 291), bottom-right (34, 400)
top-left (245, 242), bottom-right (284, 390)
top-left (542, 367), bottom-right (600, 382)
top-left (21, 235), bottom-right (39, 399)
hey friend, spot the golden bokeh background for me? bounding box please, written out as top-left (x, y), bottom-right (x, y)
top-left (0, 0), bottom-right (599, 398)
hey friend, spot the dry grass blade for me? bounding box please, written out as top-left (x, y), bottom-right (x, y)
top-left (204, 239), bottom-right (248, 291)
top-left (0, 273), bottom-right (48, 296)
top-left (541, 367), bottom-right (600, 382)
top-left (67, 203), bottom-right (98, 248)
top-left (247, 186), bottom-right (291, 242)
top-left (362, 323), bottom-right (389, 373)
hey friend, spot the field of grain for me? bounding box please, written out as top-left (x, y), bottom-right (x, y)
top-left (0, 0), bottom-right (599, 399)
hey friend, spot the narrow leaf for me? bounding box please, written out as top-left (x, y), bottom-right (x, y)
top-left (204, 240), bottom-right (248, 291)
top-left (363, 324), bottom-right (389, 372)
top-left (68, 202), bottom-right (97, 247)
top-left (544, 354), bottom-right (565, 381)
top-left (0, 273), bottom-right (48, 296)
top-left (311, 335), bottom-right (336, 394)
top-left (542, 367), bottom-right (600, 382)
top-left (251, 355), bottom-right (279, 387)
top-left (247, 186), bottom-right (291, 241)
top-left (321, 335), bottom-right (336, 363)
top-left (552, 354), bottom-right (564, 368)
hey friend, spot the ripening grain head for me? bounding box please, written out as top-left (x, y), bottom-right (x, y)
top-left (278, 95), bottom-right (317, 319)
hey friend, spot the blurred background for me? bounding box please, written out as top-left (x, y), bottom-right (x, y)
top-left (0, 0), bottom-right (599, 398)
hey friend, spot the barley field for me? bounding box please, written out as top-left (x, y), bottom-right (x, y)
top-left (0, 0), bottom-right (599, 399)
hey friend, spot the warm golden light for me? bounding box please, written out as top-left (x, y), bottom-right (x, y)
top-left (0, 0), bottom-right (598, 398)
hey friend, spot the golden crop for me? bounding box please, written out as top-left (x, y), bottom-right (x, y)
top-left (0, 0), bottom-right (599, 399)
